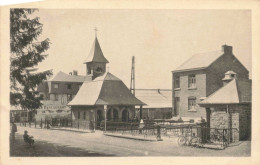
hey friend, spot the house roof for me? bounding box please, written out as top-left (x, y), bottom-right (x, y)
top-left (83, 37), bottom-right (109, 64)
top-left (199, 79), bottom-right (251, 105)
top-left (134, 89), bottom-right (172, 108)
top-left (47, 71), bottom-right (86, 83)
top-left (68, 72), bottom-right (145, 106)
top-left (173, 50), bottom-right (223, 72)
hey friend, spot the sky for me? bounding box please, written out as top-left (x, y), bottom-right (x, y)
top-left (34, 9), bottom-right (251, 89)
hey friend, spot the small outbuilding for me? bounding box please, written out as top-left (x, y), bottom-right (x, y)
top-left (68, 72), bottom-right (145, 130)
top-left (199, 71), bottom-right (251, 142)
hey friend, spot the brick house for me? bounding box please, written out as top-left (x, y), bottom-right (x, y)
top-left (199, 71), bottom-right (251, 141)
top-left (172, 45), bottom-right (249, 121)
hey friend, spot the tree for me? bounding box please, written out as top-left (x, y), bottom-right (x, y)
top-left (10, 9), bottom-right (52, 118)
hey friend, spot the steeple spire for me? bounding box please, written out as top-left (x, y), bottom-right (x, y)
top-left (94, 27), bottom-right (98, 38)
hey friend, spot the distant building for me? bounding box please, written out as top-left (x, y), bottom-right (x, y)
top-left (36, 71), bottom-right (86, 120)
top-left (172, 45), bottom-right (249, 121)
top-left (10, 106), bottom-right (28, 122)
top-left (199, 71), bottom-right (251, 141)
top-left (68, 36), bottom-right (145, 130)
top-left (134, 89), bottom-right (172, 120)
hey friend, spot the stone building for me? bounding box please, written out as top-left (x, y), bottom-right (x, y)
top-left (199, 71), bottom-right (251, 141)
top-left (172, 45), bottom-right (249, 121)
top-left (134, 89), bottom-right (172, 120)
top-left (68, 36), bottom-right (145, 130)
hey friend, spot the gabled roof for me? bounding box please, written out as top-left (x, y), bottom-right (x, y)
top-left (48, 71), bottom-right (86, 83)
top-left (135, 89), bottom-right (172, 108)
top-left (199, 79), bottom-right (251, 105)
top-left (173, 50), bottom-right (223, 72)
top-left (68, 72), bottom-right (145, 106)
top-left (83, 37), bottom-right (109, 63)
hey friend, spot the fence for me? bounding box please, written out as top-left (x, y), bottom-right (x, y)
top-left (17, 115), bottom-right (72, 129)
top-left (105, 125), bottom-right (162, 140)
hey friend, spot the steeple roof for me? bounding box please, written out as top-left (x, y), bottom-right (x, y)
top-left (83, 37), bottom-right (109, 64)
top-left (68, 72), bottom-right (145, 106)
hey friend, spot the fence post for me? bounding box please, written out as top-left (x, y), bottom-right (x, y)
top-left (157, 125), bottom-right (162, 141)
top-left (40, 118), bottom-right (42, 128)
top-left (44, 118), bottom-right (46, 128)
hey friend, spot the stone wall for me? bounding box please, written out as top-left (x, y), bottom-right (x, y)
top-left (209, 104), bottom-right (251, 142)
top-left (210, 111), bottom-right (228, 129)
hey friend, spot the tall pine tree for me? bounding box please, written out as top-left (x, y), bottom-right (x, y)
top-left (10, 9), bottom-right (52, 119)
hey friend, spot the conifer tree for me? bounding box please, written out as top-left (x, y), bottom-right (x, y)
top-left (10, 9), bottom-right (52, 120)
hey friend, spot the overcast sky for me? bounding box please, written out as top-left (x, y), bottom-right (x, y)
top-left (35, 9), bottom-right (251, 89)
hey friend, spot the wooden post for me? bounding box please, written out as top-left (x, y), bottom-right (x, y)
top-left (41, 118), bottom-right (42, 128)
top-left (104, 105), bottom-right (107, 132)
top-left (140, 105), bottom-right (143, 120)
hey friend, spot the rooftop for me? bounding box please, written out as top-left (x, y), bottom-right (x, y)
top-left (173, 50), bottom-right (223, 72)
top-left (135, 89), bottom-right (172, 108)
top-left (199, 79), bottom-right (251, 105)
top-left (68, 72), bottom-right (145, 106)
top-left (48, 71), bottom-right (87, 83)
top-left (83, 37), bottom-right (109, 64)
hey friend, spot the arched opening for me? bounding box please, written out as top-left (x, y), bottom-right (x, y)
top-left (122, 109), bottom-right (129, 122)
top-left (107, 108), bottom-right (112, 121)
top-left (113, 109), bottom-right (119, 121)
top-left (97, 110), bottom-right (103, 127)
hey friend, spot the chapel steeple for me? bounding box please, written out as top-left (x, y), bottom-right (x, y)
top-left (84, 30), bottom-right (109, 80)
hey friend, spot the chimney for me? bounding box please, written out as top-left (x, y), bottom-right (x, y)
top-left (222, 45), bottom-right (233, 54)
top-left (222, 70), bottom-right (236, 86)
top-left (73, 70), bottom-right (78, 76)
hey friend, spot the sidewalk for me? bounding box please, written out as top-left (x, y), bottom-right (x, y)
top-left (10, 134), bottom-right (113, 157)
top-left (104, 132), bottom-right (158, 141)
top-left (14, 125), bottom-right (251, 156)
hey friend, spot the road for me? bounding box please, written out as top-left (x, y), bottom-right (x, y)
top-left (13, 126), bottom-right (251, 157)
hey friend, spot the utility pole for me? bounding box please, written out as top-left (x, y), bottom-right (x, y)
top-left (130, 56), bottom-right (135, 96)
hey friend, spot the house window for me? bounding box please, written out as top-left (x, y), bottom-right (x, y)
top-left (45, 94), bottom-right (50, 100)
top-left (83, 112), bottom-right (86, 120)
top-left (78, 111), bottom-right (80, 119)
top-left (188, 74), bottom-right (196, 88)
top-left (174, 97), bottom-right (180, 115)
top-left (39, 94), bottom-right (44, 100)
top-left (54, 94), bottom-right (59, 101)
top-left (174, 76), bottom-right (180, 88)
top-left (67, 94), bottom-right (72, 102)
top-left (188, 97), bottom-right (196, 111)
top-left (54, 83), bottom-right (59, 89)
top-left (67, 84), bottom-right (72, 89)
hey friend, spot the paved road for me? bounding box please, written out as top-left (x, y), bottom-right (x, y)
top-left (15, 126), bottom-right (251, 156)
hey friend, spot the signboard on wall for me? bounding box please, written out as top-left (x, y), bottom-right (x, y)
top-left (38, 105), bottom-right (71, 110)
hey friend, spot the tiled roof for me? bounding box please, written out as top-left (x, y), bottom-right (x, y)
top-left (83, 37), bottom-right (109, 63)
top-left (68, 72), bottom-right (145, 106)
top-left (135, 89), bottom-right (172, 108)
top-left (48, 71), bottom-right (86, 83)
top-left (173, 50), bottom-right (223, 72)
top-left (199, 79), bottom-right (251, 105)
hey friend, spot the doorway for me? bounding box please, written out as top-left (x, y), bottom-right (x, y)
top-left (122, 109), bottom-right (129, 122)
